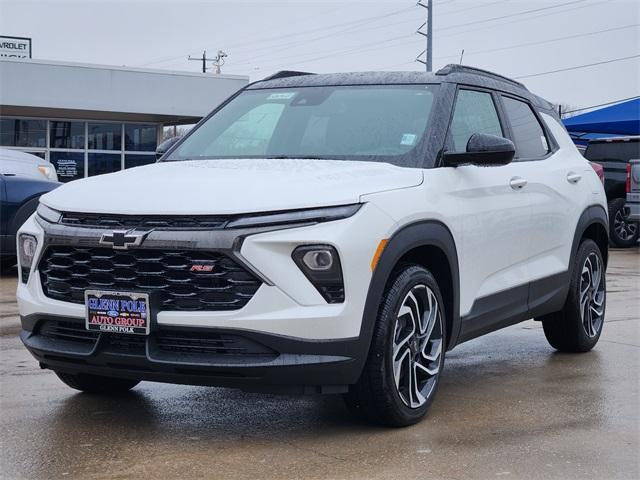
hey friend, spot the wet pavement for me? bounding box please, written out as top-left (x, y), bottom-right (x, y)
top-left (0, 249), bottom-right (638, 480)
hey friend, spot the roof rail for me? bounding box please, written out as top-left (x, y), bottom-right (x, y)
top-left (261, 70), bottom-right (315, 81)
top-left (436, 64), bottom-right (527, 90)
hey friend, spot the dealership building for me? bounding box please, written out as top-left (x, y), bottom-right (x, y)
top-left (0, 57), bottom-right (248, 182)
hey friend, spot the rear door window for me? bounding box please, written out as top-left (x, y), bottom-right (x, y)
top-left (501, 96), bottom-right (550, 159)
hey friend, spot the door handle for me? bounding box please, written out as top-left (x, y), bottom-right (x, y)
top-left (509, 177), bottom-right (527, 190)
top-left (567, 172), bottom-right (582, 184)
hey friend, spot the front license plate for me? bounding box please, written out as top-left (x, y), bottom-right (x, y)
top-left (85, 290), bottom-right (150, 335)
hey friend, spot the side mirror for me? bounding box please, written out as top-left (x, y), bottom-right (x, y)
top-left (156, 136), bottom-right (181, 160)
top-left (443, 133), bottom-right (515, 167)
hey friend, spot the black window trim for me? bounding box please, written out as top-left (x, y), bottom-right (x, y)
top-left (496, 92), bottom-right (559, 162)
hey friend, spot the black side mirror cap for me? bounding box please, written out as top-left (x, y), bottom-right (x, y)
top-left (443, 133), bottom-right (515, 167)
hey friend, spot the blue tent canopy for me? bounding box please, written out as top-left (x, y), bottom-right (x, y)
top-left (563, 98), bottom-right (640, 136)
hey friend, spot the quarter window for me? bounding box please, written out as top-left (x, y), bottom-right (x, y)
top-left (449, 90), bottom-right (502, 152)
top-left (501, 96), bottom-right (549, 159)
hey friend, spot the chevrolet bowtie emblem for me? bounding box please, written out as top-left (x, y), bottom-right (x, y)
top-left (99, 230), bottom-right (149, 250)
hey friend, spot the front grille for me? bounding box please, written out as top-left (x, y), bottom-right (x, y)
top-left (60, 212), bottom-right (230, 230)
top-left (39, 247), bottom-right (262, 311)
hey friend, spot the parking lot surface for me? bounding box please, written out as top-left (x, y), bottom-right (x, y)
top-left (0, 249), bottom-right (638, 480)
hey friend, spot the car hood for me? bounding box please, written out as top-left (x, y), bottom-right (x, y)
top-left (40, 159), bottom-right (423, 215)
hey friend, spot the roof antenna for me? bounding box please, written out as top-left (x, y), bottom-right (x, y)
top-left (459, 49), bottom-right (465, 65)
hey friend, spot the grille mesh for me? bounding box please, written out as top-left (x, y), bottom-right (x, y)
top-left (60, 212), bottom-right (229, 230)
top-left (39, 247), bottom-right (261, 311)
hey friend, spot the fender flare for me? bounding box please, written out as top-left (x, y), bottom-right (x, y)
top-left (570, 204), bottom-right (609, 268)
top-left (356, 220), bottom-right (461, 368)
top-left (9, 197), bottom-right (41, 235)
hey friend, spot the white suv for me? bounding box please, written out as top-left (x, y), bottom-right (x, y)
top-left (17, 66), bottom-right (608, 426)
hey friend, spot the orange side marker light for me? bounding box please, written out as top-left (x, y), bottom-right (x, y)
top-left (371, 239), bottom-right (389, 272)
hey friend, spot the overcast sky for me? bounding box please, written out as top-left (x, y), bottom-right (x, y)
top-left (1, 0), bottom-right (638, 110)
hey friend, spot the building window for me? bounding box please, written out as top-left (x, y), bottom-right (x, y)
top-left (50, 151), bottom-right (85, 183)
top-left (50, 121), bottom-right (85, 149)
top-left (125, 154), bottom-right (156, 169)
top-left (0, 118), bottom-right (47, 147)
top-left (88, 123), bottom-right (121, 150)
top-left (125, 124), bottom-right (158, 152)
top-left (88, 152), bottom-right (121, 176)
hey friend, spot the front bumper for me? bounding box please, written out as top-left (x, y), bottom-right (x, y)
top-left (16, 203), bottom-right (398, 391)
top-left (21, 314), bottom-right (361, 393)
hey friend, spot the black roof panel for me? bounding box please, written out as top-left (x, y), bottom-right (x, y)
top-left (248, 66), bottom-right (555, 114)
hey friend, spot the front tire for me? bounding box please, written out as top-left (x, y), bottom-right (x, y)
top-left (344, 264), bottom-right (446, 427)
top-left (55, 372), bottom-right (140, 394)
top-left (608, 198), bottom-right (639, 247)
top-left (539, 239), bottom-right (606, 352)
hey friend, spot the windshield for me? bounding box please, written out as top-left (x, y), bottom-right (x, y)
top-left (167, 84), bottom-right (438, 167)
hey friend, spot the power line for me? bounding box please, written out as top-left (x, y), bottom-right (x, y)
top-left (439, 0), bottom-right (511, 17)
top-left (514, 54), bottom-right (640, 79)
top-left (141, 0), bottom-right (612, 73)
top-left (232, 1), bottom-right (599, 71)
top-left (225, 5), bottom-right (414, 52)
top-left (249, 0), bottom-right (598, 68)
top-left (435, 24), bottom-right (639, 61)
top-left (371, 21), bottom-right (636, 71)
top-left (137, 5), bottom-right (413, 67)
top-left (245, 18), bottom-right (636, 74)
top-left (436, 0), bottom-right (607, 39)
top-left (437, 0), bottom-right (588, 31)
top-left (563, 96), bottom-right (640, 115)
top-left (239, 34), bottom-right (414, 72)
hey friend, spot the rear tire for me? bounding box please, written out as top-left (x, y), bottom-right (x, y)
top-left (608, 198), bottom-right (639, 247)
top-left (55, 372), bottom-right (140, 394)
top-left (344, 264), bottom-right (446, 427)
top-left (539, 239), bottom-right (605, 352)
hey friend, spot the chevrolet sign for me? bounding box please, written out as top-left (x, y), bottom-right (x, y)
top-left (0, 36), bottom-right (31, 58)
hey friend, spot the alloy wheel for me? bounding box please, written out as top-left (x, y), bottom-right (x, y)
top-left (579, 252), bottom-right (605, 338)
top-left (614, 207), bottom-right (638, 241)
top-left (392, 284), bottom-right (443, 409)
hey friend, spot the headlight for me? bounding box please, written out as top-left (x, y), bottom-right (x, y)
top-left (18, 234), bottom-right (38, 283)
top-left (37, 165), bottom-right (56, 180)
top-left (36, 203), bottom-right (62, 223)
top-left (292, 245), bottom-right (345, 303)
top-left (226, 204), bottom-right (361, 229)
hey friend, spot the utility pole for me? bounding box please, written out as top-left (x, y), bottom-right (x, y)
top-left (188, 50), bottom-right (210, 73)
top-left (416, 0), bottom-right (433, 72)
top-left (188, 49), bottom-right (228, 74)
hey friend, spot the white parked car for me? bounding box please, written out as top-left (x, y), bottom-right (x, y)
top-left (0, 149), bottom-right (58, 181)
top-left (17, 66), bottom-right (608, 426)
